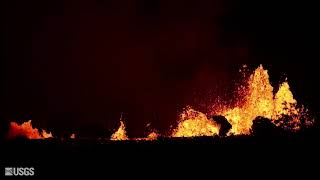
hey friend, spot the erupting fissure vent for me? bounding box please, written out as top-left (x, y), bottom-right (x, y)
top-left (6, 65), bottom-right (313, 140)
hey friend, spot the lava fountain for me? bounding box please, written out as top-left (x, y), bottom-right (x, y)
top-left (172, 107), bottom-right (220, 137)
top-left (111, 121), bottom-right (129, 140)
top-left (5, 65), bottom-right (313, 140)
top-left (221, 65), bottom-right (308, 135)
top-left (172, 65), bottom-right (311, 137)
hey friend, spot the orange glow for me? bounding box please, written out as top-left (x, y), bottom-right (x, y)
top-left (222, 65), bottom-right (304, 135)
top-left (111, 121), bottom-right (128, 140)
top-left (7, 120), bottom-right (53, 139)
top-left (41, 129), bottom-right (53, 139)
top-left (5, 65), bottom-right (312, 140)
top-left (172, 107), bottom-right (219, 137)
top-left (147, 132), bottom-right (158, 140)
top-left (132, 132), bottom-right (159, 141)
top-left (274, 81), bottom-right (298, 118)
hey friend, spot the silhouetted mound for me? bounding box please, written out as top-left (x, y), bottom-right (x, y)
top-left (210, 115), bottom-right (232, 136)
top-left (251, 116), bottom-right (283, 137)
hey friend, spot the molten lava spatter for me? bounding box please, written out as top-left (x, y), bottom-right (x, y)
top-left (147, 132), bottom-right (158, 140)
top-left (5, 65), bottom-right (312, 140)
top-left (41, 129), bottom-right (53, 139)
top-left (7, 120), bottom-right (53, 139)
top-left (111, 121), bottom-right (128, 140)
top-left (222, 65), bottom-right (274, 134)
top-left (222, 65), bottom-right (304, 135)
top-left (274, 81), bottom-right (299, 118)
top-left (132, 132), bottom-right (159, 141)
top-left (172, 107), bottom-right (220, 137)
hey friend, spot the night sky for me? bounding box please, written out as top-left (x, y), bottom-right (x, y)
top-left (3, 0), bottom-right (319, 137)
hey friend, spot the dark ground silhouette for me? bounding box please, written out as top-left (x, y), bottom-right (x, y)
top-left (1, 116), bottom-right (319, 177)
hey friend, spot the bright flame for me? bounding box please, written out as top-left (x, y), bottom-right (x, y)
top-left (7, 120), bottom-right (53, 139)
top-left (172, 107), bottom-right (220, 137)
top-left (111, 121), bottom-right (128, 140)
top-left (70, 133), bottom-right (76, 139)
top-left (222, 65), bottom-right (302, 135)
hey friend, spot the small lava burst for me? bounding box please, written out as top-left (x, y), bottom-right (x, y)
top-left (147, 132), bottom-right (158, 140)
top-left (7, 120), bottom-right (53, 139)
top-left (41, 129), bottom-right (53, 139)
top-left (133, 132), bottom-right (159, 141)
top-left (111, 121), bottom-right (128, 141)
top-left (171, 107), bottom-right (220, 137)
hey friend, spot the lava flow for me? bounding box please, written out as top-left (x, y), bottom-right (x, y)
top-left (7, 120), bottom-right (53, 139)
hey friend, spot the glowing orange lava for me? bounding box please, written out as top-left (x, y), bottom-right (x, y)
top-left (132, 132), bottom-right (159, 141)
top-left (41, 129), bottom-right (53, 139)
top-left (222, 65), bottom-right (304, 135)
top-left (147, 132), bottom-right (158, 140)
top-left (274, 81), bottom-right (299, 118)
top-left (172, 65), bottom-right (310, 137)
top-left (111, 121), bottom-right (128, 140)
top-left (7, 120), bottom-right (53, 139)
top-left (5, 65), bottom-right (312, 140)
top-left (172, 107), bottom-right (220, 137)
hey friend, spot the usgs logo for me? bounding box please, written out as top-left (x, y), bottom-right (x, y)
top-left (5, 167), bottom-right (35, 176)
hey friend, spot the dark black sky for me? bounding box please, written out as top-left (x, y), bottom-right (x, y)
top-left (3, 0), bottom-right (319, 137)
